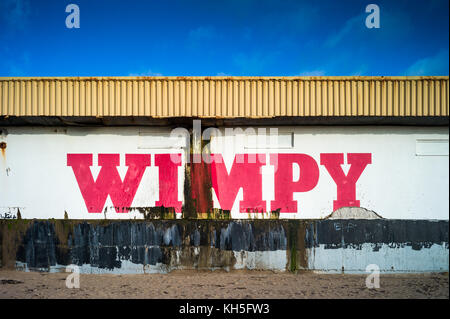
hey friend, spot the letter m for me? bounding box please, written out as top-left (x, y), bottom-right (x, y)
top-left (67, 154), bottom-right (150, 213)
top-left (210, 154), bottom-right (266, 213)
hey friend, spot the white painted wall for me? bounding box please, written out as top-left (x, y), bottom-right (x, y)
top-left (0, 127), bottom-right (186, 220)
top-left (0, 126), bottom-right (448, 220)
top-left (210, 126), bottom-right (449, 219)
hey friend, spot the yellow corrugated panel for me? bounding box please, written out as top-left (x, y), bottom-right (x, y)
top-left (0, 76), bottom-right (448, 118)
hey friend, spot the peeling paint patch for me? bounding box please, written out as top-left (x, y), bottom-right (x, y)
top-left (233, 250), bottom-right (287, 271)
top-left (325, 207), bottom-right (383, 219)
top-left (0, 207), bottom-right (24, 219)
top-left (128, 206), bottom-right (177, 220)
top-left (307, 243), bottom-right (449, 273)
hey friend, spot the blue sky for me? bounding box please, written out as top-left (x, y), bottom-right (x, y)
top-left (0, 0), bottom-right (448, 76)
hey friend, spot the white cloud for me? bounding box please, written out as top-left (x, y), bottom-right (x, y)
top-left (128, 69), bottom-right (163, 76)
top-left (0, 50), bottom-right (30, 76)
top-left (188, 26), bottom-right (216, 41)
top-left (298, 70), bottom-right (326, 76)
top-left (0, 0), bottom-right (31, 31)
top-left (324, 7), bottom-right (414, 49)
top-left (232, 51), bottom-right (280, 75)
top-left (405, 49), bottom-right (449, 76)
top-left (325, 14), bottom-right (364, 48)
top-left (350, 64), bottom-right (368, 76)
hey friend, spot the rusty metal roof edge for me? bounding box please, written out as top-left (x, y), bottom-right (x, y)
top-left (1, 76), bottom-right (449, 81)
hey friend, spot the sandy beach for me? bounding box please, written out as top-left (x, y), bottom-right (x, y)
top-left (0, 270), bottom-right (448, 299)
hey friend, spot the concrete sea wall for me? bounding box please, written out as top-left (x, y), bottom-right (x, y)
top-left (1, 219), bottom-right (447, 274)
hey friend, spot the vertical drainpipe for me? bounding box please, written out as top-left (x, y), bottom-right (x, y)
top-left (182, 121), bottom-right (214, 219)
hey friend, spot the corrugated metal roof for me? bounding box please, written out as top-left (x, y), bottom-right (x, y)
top-left (0, 76), bottom-right (448, 118)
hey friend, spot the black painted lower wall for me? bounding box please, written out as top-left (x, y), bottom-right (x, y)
top-left (0, 219), bottom-right (448, 273)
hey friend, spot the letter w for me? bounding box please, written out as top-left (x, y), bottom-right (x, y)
top-left (67, 154), bottom-right (151, 213)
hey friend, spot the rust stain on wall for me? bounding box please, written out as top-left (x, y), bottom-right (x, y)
top-left (191, 158), bottom-right (213, 218)
top-left (0, 142), bottom-right (6, 159)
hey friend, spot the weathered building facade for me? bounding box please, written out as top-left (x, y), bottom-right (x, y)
top-left (0, 76), bottom-right (448, 273)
